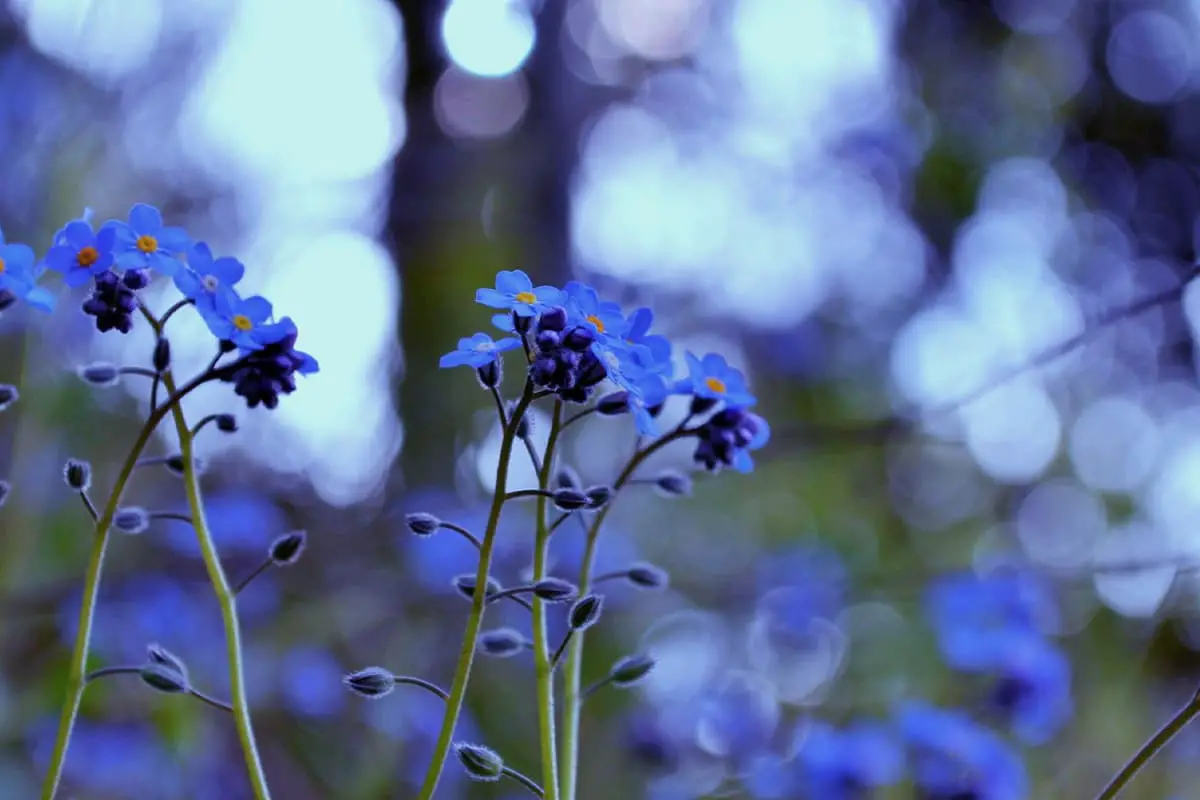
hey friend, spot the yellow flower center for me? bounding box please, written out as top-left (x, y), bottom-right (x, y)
top-left (135, 234), bottom-right (158, 254)
top-left (232, 314), bottom-right (254, 331)
top-left (76, 246), bottom-right (99, 267)
top-left (587, 314), bottom-right (605, 333)
top-left (515, 291), bottom-right (536, 304)
top-left (704, 376), bottom-right (726, 395)
top-left (0, 257), bottom-right (6, 274)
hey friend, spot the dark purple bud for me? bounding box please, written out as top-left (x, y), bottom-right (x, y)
top-left (152, 337), bottom-right (171, 373)
top-left (554, 465), bottom-right (582, 491)
top-left (0, 384), bottom-right (18, 411)
top-left (537, 306), bottom-right (567, 332)
top-left (455, 743), bottom-right (504, 781)
top-left (535, 330), bottom-right (560, 351)
top-left (477, 628), bottom-right (529, 658)
top-left (568, 594), bottom-right (604, 631)
top-left (533, 577), bottom-right (578, 603)
top-left (626, 562), bottom-right (669, 590)
top-left (146, 643), bottom-right (189, 683)
top-left (269, 530), bottom-right (307, 566)
top-left (122, 269), bottom-right (151, 290)
top-left (139, 662), bottom-right (189, 694)
top-left (562, 326), bottom-right (594, 352)
top-left (113, 506), bottom-right (150, 535)
top-left (405, 512), bottom-right (441, 536)
top-left (609, 654), bottom-right (656, 688)
top-left (530, 358), bottom-right (558, 385)
top-left (215, 413), bottom-right (238, 433)
top-left (343, 666), bottom-right (396, 699)
top-left (454, 574), bottom-right (503, 600)
top-left (507, 400), bottom-right (531, 438)
top-left (79, 363), bottom-right (120, 387)
top-left (653, 470), bottom-right (692, 498)
top-left (552, 488), bottom-right (590, 511)
top-left (585, 485), bottom-right (613, 509)
top-left (595, 391), bottom-right (630, 416)
top-left (63, 458), bottom-right (92, 491)
top-left (0, 290), bottom-right (16, 312)
top-left (475, 358), bottom-right (501, 389)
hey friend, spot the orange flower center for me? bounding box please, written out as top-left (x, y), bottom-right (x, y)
top-left (76, 246), bottom-right (99, 267)
top-left (515, 291), bottom-right (536, 304)
top-left (587, 314), bottom-right (605, 333)
top-left (135, 234), bottom-right (158, 254)
top-left (232, 314), bottom-right (253, 331)
top-left (0, 258), bottom-right (6, 274)
top-left (704, 376), bottom-right (726, 394)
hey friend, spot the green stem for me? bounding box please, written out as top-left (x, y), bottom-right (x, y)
top-left (415, 385), bottom-right (535, 800)
top-left (40, 374), bottom-right (211, 799)
top-left (532, 400), bottom-right (563, 800)
top-left (162, 369), bottom-right (271, 799)
top-left (558, 428), bottom-right (689, 800)
top-left (1096, 686), bottom-right (1200, 800)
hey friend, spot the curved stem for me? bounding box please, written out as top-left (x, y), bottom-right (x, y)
top-left (189, 688), bottom-right (235, 714)
top-left (394, 676), bottom-right (450, 702)
top-left (162, 370), bottom-right (271, 799)
top-left (1096, 686), bottom-right (1200, 800)
top-left (233, 558), bottom-right (273, 595)
top-left (40, 372), bottom-right (212, 800)
top-left (415, 385), bottom-right (535, 800)
top-left (438, 522), bottom-right (482, 551)
top-left (558, 427), bottom-right (690, 800)
top-left (532, 400), bottom-right (563, 800)
top-left (503, 766), bottom-right (546, 798)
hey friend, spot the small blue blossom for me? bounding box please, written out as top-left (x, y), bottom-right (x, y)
top-left (475, 269), bottom-right (564, 317)
top-left (985, 633), bottom-right (1073, 745)
top-left (43, 220), bottom-right (115, 287)
top-left (682, 352), bottom-right (756, 409)
top-left (439, 332), bottom-right (522, 369)
top-left (200, 291), bottom-right (277, 350)
top-left (621, 306), bottom-right (673, 371)
top-left (0, 229), bottom-right (54, 311)
top-left (926, 570), bottom-right (1057, 671)
top-left (109, 203), bottom-right (191, 275)
top-left (174, 242), bottom-right (244, 308)
top-left (791, 721), bottom-right (904, 798)
top-left (564, 280), bottom-right (625, 338)
top-left (217, 317), bottom-right (318, 409)
top-left (899, 702), bottom-right (1027, 800)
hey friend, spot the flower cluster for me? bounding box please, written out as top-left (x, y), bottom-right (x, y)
top-left (441, 269), bottom-right (770, 472)
top-left (6, 204), bottom-right (318, 409)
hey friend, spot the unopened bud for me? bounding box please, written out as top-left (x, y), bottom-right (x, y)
top-left (554, 465), bottom-right (582, 491)
top-left (475, 359), bottom-right (502, 389)
top-left (139, 662), bottom-right (189, 694)
top-left (268, 530), bottom-right (307, 566)
top-left (507, 400), bottom-right (531, 439)
top-left (146, 644), bottom-right (189, 683)
top-left (215, 413), bottom-right (238, 433)
top-left (63, 458), bottom-right (92, 491)
top-left (595, 391), bottom-right (630, 416)
top-left (533, 578), bottom-right (577, 603)
top-left (653, 470), bottom-right (692, 498)
top-left (585, 485), bottom-right (613, 509)
top-left (453, 574), bottom-right (502, 600)
top-left (609, 654), bottom-right (656, 688)
top-left (477, 628), bottom-right (528, 658)
top-left (0, 290), bottom-right (15, 312)
top-left (568, 594), bottom-right (604, 632)
top-left (122, 268), bottom-right (151, 290)
top-left (152, 337), bottom-right (171, 373)
top-left (455, 743), bottom-right (504, 782)
top-left (625, 562), bottom-right (669, 591)
top-left (79, 363), bottom-right (120, 387)
top-left (0, 384), bottom-right (18, 411)
top-left (405, 512), bottom-right (441, 536)
top-left (551, 488), bottom-right (590, 511)
top-left (112, 506), bottom-right (150, 535)
top-left (343, 666), bottom-right (396, 699)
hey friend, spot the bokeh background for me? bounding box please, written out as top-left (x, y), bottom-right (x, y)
top-left (2, 0), bottom-right (1200, 797)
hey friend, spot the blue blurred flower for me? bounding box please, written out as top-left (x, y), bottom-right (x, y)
top-left (926, 570), bottom-right (1057, 671)
top-left (109, 203), bottom-right (191, 274)
top-left (694, 671), bottom-right (780, 774)
top-left (279, 646), bottom-right (345, 718)
top-left (439, 332), bottom-right (521, 369)
top-left (165, 489), bottom-right (288, 556)
top-left (174, 242), bottom-right (244, 309)
top-left (43, 220), bottom-right (115, 287)
top-left (682, 352), bottom-right (756, 409)
top-left (985, 633), bottom-right (1073, 745)
top-left (475, 269), bottom-right (564, 317)
top-left (0, 230), bottom-right (54, 312)
top-left (899, 702), bottom-right (1027, 800)
top-left (749, 720), bottom-right (904, 798)
top-left (565, 280), bottom-right (625, 338)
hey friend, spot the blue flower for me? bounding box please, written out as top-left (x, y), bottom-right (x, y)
top-left (216, 317), bottom-right (318, 409)
top-left (899, 702), bottom-right (1027, 800)
top-left (564, 280), bottom-right (625, 338)
top-left (798, 721), bottom-right (904, 797)
top-left (199, 291), bottom-right (278, 350)
top-left (0, 228), bottom-right (54, 312)
top-left (985, 633), bottom-right (1073, 745)
top-left (475, 269), bottom-right (564, 317)
top-left (439, 332), bottom-right (522, 369)
top-left (174, 242), bottom-right (244, 308)
top-left (926, 570), bottom-right (1057, 671)
top-left (621, 306), bottom-right (673, 371)
top-left (109, 203), bottom-right (191, 275)
top-left (692, 408), bottom-right (769, 473)
top-left (682, 352), bottom-right (756, 409)
top-left (43, 220), bottom-right (115, 288)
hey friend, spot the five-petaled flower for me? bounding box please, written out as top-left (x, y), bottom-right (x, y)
top-left (175, 242), bottom-right (244, 309)
top-left (440, 332), bottom-right (522, 369)
top-left (44, 221), bottom-right (115, 288)
top-left (200, 292), bottom-right (279, 351)
top-left (110, 203), bottom-right (191, 275)
top-left (475, 269), bottom-right (564, 317)
top-left (565, 280), bottom-right (625, 338)
top-left (682, 352), bottom-right (757, 409)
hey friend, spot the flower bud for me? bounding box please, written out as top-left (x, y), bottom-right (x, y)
top-left (533, 577), bottom-right (577, 603)
top-left (453, 574), bottom-right (502, 600)
top-left (552, 488), bottom-right (590, 511)
top-left (653, 470), bottom-right (692, 498)
top-left (455, 743), bottom-right (504, 782)
top-left (343, 666), bottom-right (396, 699)
top-left (269, 530), bottom-right (307, 566)
top-left (595, 391), bottom-right (630, 416)
top-left (152, 337), bottom-right (171, 373)
top-left (146, 643), bottom-right (189, 683)
top-left (405, 512), bottom-right (441, 536)
top-left (475, 359), bottom-right (501, 389)
top-left (568, 594), bottom-right (604, 632)
top-left (625, 562), bottom-right (669, 591)
top-left (537, 306), bottom-right (567, 332)
top-left (139, 662), bottom-right (189, 694)
top-left (477, 628), bottom-right (528, 658)
top-left (63, 458), bottom-right (92, 491)
top-left (112, 506), bottom-right (150, 535)
top-left (163, 455), bottom-right (205, 477)
top-left (609, 654), bottom-right (656, 688)
top-left (511, 310), bottom-right (534, 334)
top-left (554, 465), bottom-right (582, 491)
top-left (215, 413), bottom-right (238, 433)
top-left (585, 485), bottom-right (613, 509)
top-left (78, 362), bottom-right (120, 387)
top-left (0, 384), bottom-right (18, 412)
top-left (122, 268), bottom-right (151, 290)
top-left (507, 400), bottom-right (531, 439)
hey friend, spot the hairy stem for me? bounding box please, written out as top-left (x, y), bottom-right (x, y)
top-left (558, 427), bottom-right (689, 800)
top-left (415, 385), bottom-right (534, 800)
top-left (1096, 686), bottom-right (1200, 800)
top-left (533, 400), bottom-right (563, 800)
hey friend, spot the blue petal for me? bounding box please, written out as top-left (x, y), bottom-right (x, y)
top-left (494, 337), bottom-right (522, 352)
top-left (491, 313), bottom-right (515, 333)
top-left (211, 257), bottom-right (245, 285)
top-left (63, 221), bottom-right (93, 250)
top-left (475, 288), bottom-right (512, 309)
top-left (63, 269), bottom-right (95, 288)
top-left (128, 203), bottom-right (163, 235)
top-left (148, 251), bottom-right (181, 276)
top-left (156, 226), bottom-right (190, 252)
top-left (173, 269), bottom-right (203, 298)
top-left (188, 242), bottom-right (214, 271)
top-left (23, 285), bottom-right (56, 312)
top-left (440, 350), bottom-right (475, 368)
top-left (43, 246), bottom-right (77, 273)
top-left (94, 224), bottom-right (117, 252)
top-left (114, 251), bottom-right (147, 269)
top-left (494, 269), bottom-right (532, 295)
top-left (241, 295), bottom-right (274, 323)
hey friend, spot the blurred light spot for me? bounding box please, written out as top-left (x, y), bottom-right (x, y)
top-left (1106, 10), bottom-right (1192, 105)
top-left (13, 0), bottom-right (162, 82)
top-left (640, 611), bottom-right (729, 704)
top-left (442, 0), bottom-right (535, 78)
top-left (891, 308), bottom-right (998, 408)
top-left (993, 0), bottom-right (1076, 35)
top-left (748, 589), bottom-right (846, 703)
top-left (694, 671), bottom-right (780, 770)
top-left (963, 381), bottom-right (1060, 482)
top-left (279, 647), bottom-right (345, 717)
top-left (1092, 520), bottom-right (1177, 618)
top-left (435, 67), bottom-right (529, 139)
top-left (596, 0), bottom-right (708, 61)
top-left (1069, 396), bottom-right (1160, 492)
top-left (1146, 435), bottom-right (1200, 558)
top-left (1016, 479), bottom-right (1107, 568)
top-left (889, 444), bottom-right (993, 532)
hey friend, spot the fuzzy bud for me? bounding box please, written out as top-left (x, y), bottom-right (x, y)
top-left (554, 465), bottom-right (583, 491)
top-left (63, 458), bottom-right (92, 491)
top-left (511, 310), bottom-right (534, 334)
top-left (551, 488), bottom-right (590, 512)
top-left (609, 654), bottom-right (656, 688)
top-left (152, 337), bottom-right (171, 373)
top-left (625, 562), bottom-right (669, 591)
top-left (163, 455), bottom-right (205, 477)
top-left (453, 574), bottom-right (503, 600)
top-left (343, 666), bottom-right (396, 699)
top-left (585, 485), bottom-right (613, 509)
top-left (405, 512), bottom-right (441, 536)
top-left (595, 391), bottom-right (630, 416)
top-left (78, 362), bottom-right (120, 387)
top-left (139, 662), bottom-right (189, 694)
top-left (146, 643), bottom-right (189, 683)
top-left (112, 506), bottom-right (150, 535)
top-left (455, 743), bottom-right (504, 782)
top-left (507, 400), bottom-right (531, 439)
top-left (568, 594), bottom-right (604, 632)
top-left (122, 268), bottom-right (151, 290)
top-left (0, 384), bottom-right (18, 412)
top-left (533, 577), bottom-right (578, 603)
top-left (477, 628), bottom-right (528, 658)
top-left (475, 359), bottom-right (502, 390)
top-left (215, 413), bottom-right (238, 433)
top-left (269, 530), bottom-right (307, 566)
top-left (653, 470), bottom-right (692, 498)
